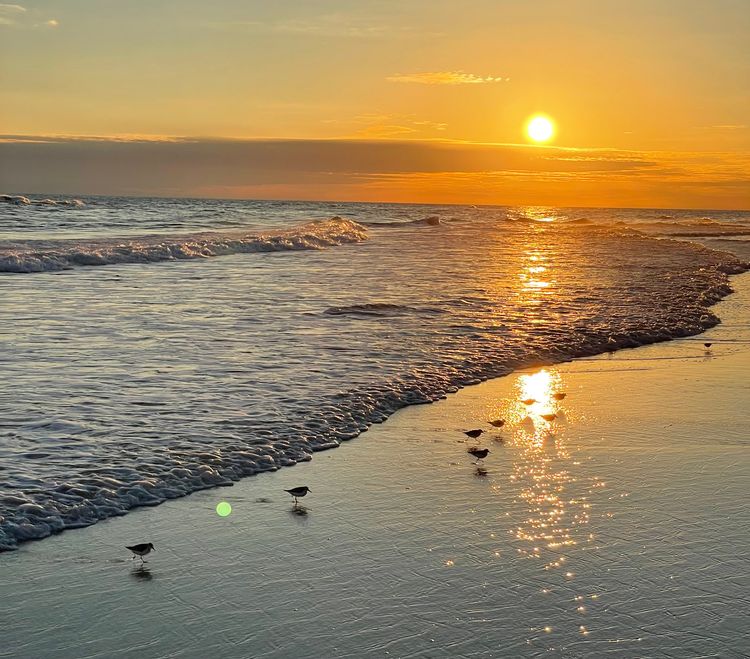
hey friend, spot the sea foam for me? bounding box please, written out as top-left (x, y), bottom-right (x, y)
top-left (0, 217), bottom-right (367, 273)
top-left (1, 202), bottom-right (749, 551)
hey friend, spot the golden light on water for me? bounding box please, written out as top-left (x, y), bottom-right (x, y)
top-left (526, 115), bottom-right (555, 143)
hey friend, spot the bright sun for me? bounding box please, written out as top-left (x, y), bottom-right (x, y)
top-left (526, 115), bottom-right (555, 143)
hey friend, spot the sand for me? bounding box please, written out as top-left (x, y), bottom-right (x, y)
top-left (2, 274), bottom-right (749, 659)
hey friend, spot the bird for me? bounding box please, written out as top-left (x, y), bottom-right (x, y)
top-left (541, 413), bottom-right (557, 422)
top-left (126, 543), bottom-right (154, 562)
top-left (488, 419), bottom-right (505, 428)
top-left (704, 342), bottom-right (713, 348)
top-left (285, 486), bottom-right (311, 505)
top-left (464, 429), bottom-right (484, 439)
top-left (467, 447), bottom-right (490, 463)
top-left (552, 392), bottom-right (566, 400)
top-left (521, 398), bottom-right (537, 405)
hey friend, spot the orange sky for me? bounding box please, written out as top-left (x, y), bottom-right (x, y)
top-left (1, 1), bottom-right (748, 208)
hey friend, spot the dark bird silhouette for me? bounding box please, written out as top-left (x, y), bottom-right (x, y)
top-left (464, 429), bottom-right (484, 439)
top-left (552, 393), bottom-right (566, 400)
top-left (488, 419), bottom-right (506, 428)
top-left (467, 447), bottom-right (490, 463)
top-left (704, 342), bottom-right (713, 348)
top-left (126, 543), bottom-right (154, 562)
top-left (285, 486), bottom-right (311, 505)
top-left (521, 398), bottom-right (537, 405)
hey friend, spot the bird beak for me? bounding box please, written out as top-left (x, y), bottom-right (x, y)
top-left (307, 488), bottom-right (312, 492)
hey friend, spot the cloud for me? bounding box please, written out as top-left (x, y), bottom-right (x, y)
top-left (0, 3), bottom-right (25, 25)
top-left (210, 14), bottom-right (436, 39)
top-left (344, 114), bottom-right (448, 138)
top-left (1, 135), bottom-right (747, 209)
top-left (387, 71), bottom-right (510, 85)
top-left (0, 4), bottom-right (58, 28)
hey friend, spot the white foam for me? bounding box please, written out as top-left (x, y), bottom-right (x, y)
top-left (0, 217), bottom-right (367, 273)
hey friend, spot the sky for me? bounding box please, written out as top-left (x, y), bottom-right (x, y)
top-left (1, 0), bottom-right (749, 208)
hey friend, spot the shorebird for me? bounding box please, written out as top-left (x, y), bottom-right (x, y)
top-left (552, 393), bottom-right (566, 400)
top-left (285, 486), bottom-right (311, 505)
top-left (126, 543), bottom-right (154, 562)
top-left (467, 447), bottom-right (490, 463)
top-left (464, 429), bottom-right (484, 439)
top-left (541, 413), bottom-right (557, 422)
top-left (488, 419), bottom-right (506, 428)
top-left (521, 398), bottom-right (537, 406)
top-left (704, 342), bottom-right (713, 348)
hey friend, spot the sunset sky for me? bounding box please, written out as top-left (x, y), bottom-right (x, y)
top-left (1, 0), bottom-right (748, 208)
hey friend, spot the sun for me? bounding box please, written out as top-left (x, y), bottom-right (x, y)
top-left (526, 115), bottom-right (555, 143)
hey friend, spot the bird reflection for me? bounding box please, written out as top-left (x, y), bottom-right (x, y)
top-left (130, 565), bottom-right (153, 581)
top-left (474, 467), bottom-right (488, 478)
top-left (289, 504), bottom-right (309, 518)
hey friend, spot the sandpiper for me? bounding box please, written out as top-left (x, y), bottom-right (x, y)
top-left (552, 393), bottom-right (566, 400)
top-left (521, 398), bottom-right (537, 405)
top-left (464, 429), bottom-right (484, 439)
top-left (467, 447), bottom-right (490, 463)
top-left (541, 413), bottom-right (557, 421)
top-left (126, 543), bottom-right (154, 562)
top-left (488, 419), bottom-right (506, 428)
top-left (704, 342), bottom-right (712, 348)
top-left (285, 486), bottom-right (311, 505)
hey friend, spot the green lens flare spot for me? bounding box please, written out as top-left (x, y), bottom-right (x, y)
top-left (216, 501), bottom-right (232, 517)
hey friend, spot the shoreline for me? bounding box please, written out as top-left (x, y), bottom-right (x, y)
top-left (2, 272), bottom-right (749, 657)
top-left (1, 235), bottom-right (746, 552)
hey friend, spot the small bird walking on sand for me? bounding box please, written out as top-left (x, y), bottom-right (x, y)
top-left (541, 413), bottom-right (557, 422)
top-left (704, 342), bottom-right (713, 348)
top-left (552, 392), bottom-right (567, 401)
top-left (126, 543), bottom-right (154, 563)
top-left (464, 429), bottom-right (484, 439)
top-left (488, 419), bottom-right (505, 428)
top-left (467, 447), bottom-right (490, 464)
top-left (285, 486), bottom-right (311, 505)
top-left (521, 398), bottom-right (537, 406)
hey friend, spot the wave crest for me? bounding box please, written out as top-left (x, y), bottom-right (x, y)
top-left (0, 217), bottom-right (367, 273)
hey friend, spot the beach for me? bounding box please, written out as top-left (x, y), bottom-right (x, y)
top-left (2, 268), bottom-right (748, 658)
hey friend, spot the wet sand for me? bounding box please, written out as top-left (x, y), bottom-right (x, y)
top-left (2, 275), bottom-right (749, 658)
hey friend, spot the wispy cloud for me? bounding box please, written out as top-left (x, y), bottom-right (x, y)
top-left (0, 3), bottom-right (58, 28)
top-left (0, 3), bottom-right (25, 25)
top-left (210, 14), bottom-right (435, 39)
top-left (387, 71), bottom-right (510, 85)
top-left (344, 113), bottom-right (447, 138)
top-left (703, 125), bottom-right (747, 130)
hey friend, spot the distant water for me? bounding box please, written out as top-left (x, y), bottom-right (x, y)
top-left (1, 196), bottom-right (748, 550)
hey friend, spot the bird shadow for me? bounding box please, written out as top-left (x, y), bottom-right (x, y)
top-left (129, 565), bottom-right (154, 581)
top-left (289, 504), bottom-right (310, 518)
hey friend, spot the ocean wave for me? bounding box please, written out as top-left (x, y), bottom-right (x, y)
top-left (1, 194), bottom-right (85, 207)
top-left (0, 217), bottom-right (367, 273)
top-left (1, 212), bottom-right (749, 551)
top-left (364, 216), bottom-right (442, 227)
top-left (324, 302), bottom-right (446, 317)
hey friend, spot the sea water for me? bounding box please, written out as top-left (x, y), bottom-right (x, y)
top-left (1, 196), bottom-right (748, 550)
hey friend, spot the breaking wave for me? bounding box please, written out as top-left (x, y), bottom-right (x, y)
top-left (0, 217), bottom-right (367, 273)
top-left (1, 194), bottom-right (85, 207)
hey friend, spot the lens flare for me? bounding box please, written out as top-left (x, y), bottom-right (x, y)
top-left (216, 501), bottom-right (232, 517)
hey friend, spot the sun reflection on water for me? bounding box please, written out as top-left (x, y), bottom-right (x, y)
top-left (504, 369), bottom-right (597, 571)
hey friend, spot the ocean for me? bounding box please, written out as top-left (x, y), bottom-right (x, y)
top-left (1, 195), bottom-right (748, 551)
